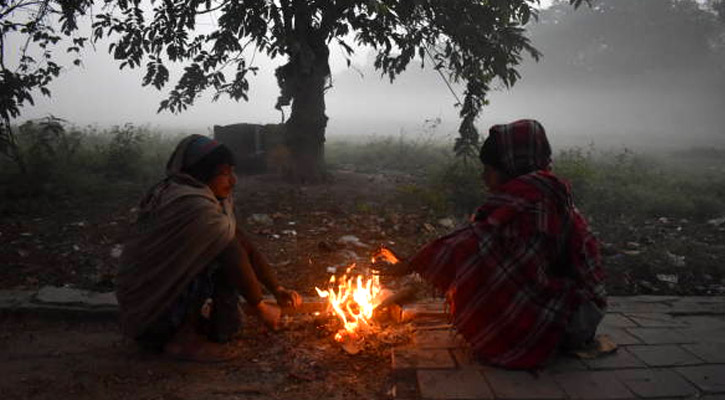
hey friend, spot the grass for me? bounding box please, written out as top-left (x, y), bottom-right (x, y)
top-left (3, 120), bottom-right (724, 225)
top-left (0, 119), bottom-right (183, 216)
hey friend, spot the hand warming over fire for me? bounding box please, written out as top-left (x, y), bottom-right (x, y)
top-left (371, 246), bottom-right (413, 277)
top-left (274, 286), bottom-right (302, 309)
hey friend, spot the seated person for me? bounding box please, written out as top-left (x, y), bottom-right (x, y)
top-left (378, 120), bottom-right (606, 369)
top-left (116, 134), bottom-right (301, 362)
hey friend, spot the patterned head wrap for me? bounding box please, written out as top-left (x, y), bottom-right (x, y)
top-left (479, 119), bottom-right (552, 177)
top-left (165, 134), bottom-right (222, 177)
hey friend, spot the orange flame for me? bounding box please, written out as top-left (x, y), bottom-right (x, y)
top-left (315, 264), bottom-right (382, 341)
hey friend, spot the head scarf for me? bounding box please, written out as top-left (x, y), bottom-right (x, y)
top-left (479, 119), bottom-right (552, 177)
top-left (165, 134), bottom-right (222, 177)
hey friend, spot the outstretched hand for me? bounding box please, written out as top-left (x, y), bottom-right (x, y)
top-left (274, 286), bottom-right (302, 309)
top-left (371, 246), bottom-right (413, 277)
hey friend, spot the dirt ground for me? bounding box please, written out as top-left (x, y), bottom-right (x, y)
top-left (0, 311), bottom-right (409, 400)
top-left (1, 168), bottom-right (723, 296)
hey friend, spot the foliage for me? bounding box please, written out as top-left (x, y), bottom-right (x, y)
top-left (328, 134), bottom-right (725, 222)
top-left (532, 0), bottom-right (724, 77)
top-left (89, 0), bottom-right (587, 160)
top-left (0, 0), bottom-right (91, 121)
top-left (1, 0), bottom-right (92, 171)
top-left (0, 120), bottom-right (178, 213)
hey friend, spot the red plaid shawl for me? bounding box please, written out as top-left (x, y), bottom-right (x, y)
top-left (411, 170), bottom-right (605, 369)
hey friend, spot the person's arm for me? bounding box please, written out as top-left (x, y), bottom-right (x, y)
top-left (235, 228), bottom-right (281, 292)
top-left (236, 228), bottom-right (301, 308)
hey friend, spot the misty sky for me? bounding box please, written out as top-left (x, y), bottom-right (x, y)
top-left (14, 0), bottom-right (725, 149)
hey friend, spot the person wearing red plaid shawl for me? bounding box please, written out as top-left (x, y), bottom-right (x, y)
top-left (382, 120), bottom-right (606, 369)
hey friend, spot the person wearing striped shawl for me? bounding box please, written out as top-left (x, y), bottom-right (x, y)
top-left (380, 120), bottom-right (606, 369)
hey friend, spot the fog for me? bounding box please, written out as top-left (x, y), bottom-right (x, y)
top-left (15, 0), bottom-right (725, 150)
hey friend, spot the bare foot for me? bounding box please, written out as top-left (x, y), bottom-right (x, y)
top-left (244, 301), bottom-right (281, 330)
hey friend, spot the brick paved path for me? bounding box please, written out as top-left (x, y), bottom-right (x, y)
top-left (392, 297), bottom-right (725, 400)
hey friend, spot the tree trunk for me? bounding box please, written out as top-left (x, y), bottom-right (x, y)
top-left (277, 31), bottom-right (330, 183)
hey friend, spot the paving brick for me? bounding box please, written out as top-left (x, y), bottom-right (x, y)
top-left (624, 313), bottom-right (689, 328)
top-left (675, 326), bottom-right (725, 344)
top-left (614, 368), bottom-right (698, 398)
top-left (402, 302), bottom-right (447, 322)
top-left (451, 348), bottom-right (476, 369)
top-left (417, 369), bottom-right (493, 399)
top-left (628, 345), bottom-right (703, 367)
top-left (583, 348), bottom-right (647, 370)
top-left (413, 329), bottom-right (464, 349)
top-left (481, 368), bottom-right (565, 399)
top-left (553, 371), bottom-right (633, 399)
top-left (545, 356), bottom-right (589, 373)
top-left (391, 369), bottom-right (419, 399)
top-left (597, 326), bottom-right (642, 345)
top-left (608, 298), bottom-right (673, 314)
top-left (601, 313), bottom-right (637, 328)
top-left (675, 365), bottom-right (725, 393)
top-left (669, 297), bottom-right (725, 314)
top-left (627, 328), bottom-right (692, 344)
top-left (675, 315), bottom-right (725, 329)
top-left (392, 348), bottom-right (456, 370)
top-left (683, 343), bottom-right (725, 363)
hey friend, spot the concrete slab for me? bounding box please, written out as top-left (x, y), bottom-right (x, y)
top-left (553, 370), bottom-right (634, 399)
top-left (583, 348), bottom-right (647, 370)
top-left (627, 328), bottom-right (693, 344)
top-left (417, 369), bottom-right (493, 399)
top-left (392, 348), bottom-right (456, 370)
top-left (481, 368), bottom-right (565, 399)
top-left (675, 365), bottom-right (725, 393)
top-left (614, 368), bottom-right (698, 398)
top-left (628, 345), bottom-right (703, 367)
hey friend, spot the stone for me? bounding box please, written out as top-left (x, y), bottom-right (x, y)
top-left (597, 327), bottom-right (642, 345)
top-left (601, 313), bottom-right (637, 328)
top-left (614, 368), bottom-right (698, 398)
top-left (682, 343), bottom-right (725, 363)
top-left (35, 286), bottom-right (87, 304)
top-left (0, 290), bottom-right (34, 308)
top-left (83, 292), bottom-right (118, 307)
top-left (392, 348), bottom-right (456, 370)
top-left (413, 329), bottom-right (464, 349)
top-left (627, 328), bottom-right (692, 344)
top-left (481, 368), bottom-right (565, 399)
top-left (628, 345), bottom-right (703, 367)
top-left (583, 348), bottom-right (647, 370)
top-left (417, 369), bottom-right (493, 399)
top-left (624, 313), bottom-right (689, 328)
top-left (553, 371), bottom-right (633, 399)
top-left (675, 365), bottom-right (725, 393)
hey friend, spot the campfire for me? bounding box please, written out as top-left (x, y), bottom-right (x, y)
top-left (314, 250), bottom-right (401, 353)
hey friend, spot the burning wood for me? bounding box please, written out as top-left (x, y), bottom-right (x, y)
top-left (315, 263), bottom-right (393, 354)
